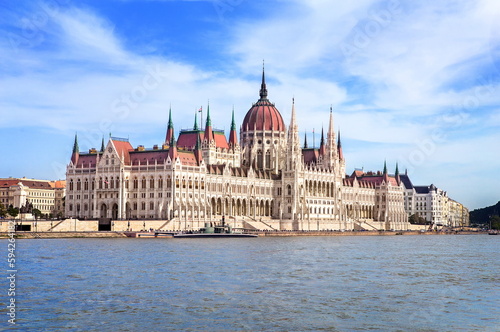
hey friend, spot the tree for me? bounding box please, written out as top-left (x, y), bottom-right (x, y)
top-left (0, 203), bottom-right (7, 218)
top-left (32, 208), bottom-right (43, 220)
top-left (7, 205), bottom-right (19, 219)
top-left (490, 215), bottom-right (500, 230)
top-left (409, 214), bottom-right (427, 225)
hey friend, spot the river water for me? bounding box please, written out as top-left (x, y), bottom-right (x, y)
top-left (3, 234), bottom-right (499, 331)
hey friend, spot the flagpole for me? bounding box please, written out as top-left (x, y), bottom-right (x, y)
top-left (313, 128), bottom-right (315, 149)
top-left (200, 106), bottom-right (203, 131)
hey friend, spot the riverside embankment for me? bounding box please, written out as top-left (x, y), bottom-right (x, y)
top-left (0, 230), bottom-right (485, 239)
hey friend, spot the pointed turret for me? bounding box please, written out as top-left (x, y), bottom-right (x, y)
top-left (382, 160), bottom-right (390, 183)
top-left (100, 136), bottom-right (105, 153)
top-left (71, 134), bottom-right (79, 166)
top-left (319, 127), bottom-right (326, 156)
top-left (228, 108), bottom-right (238, 147)
top-left (337, 129), bottom-right (344, 160)
top-left (395, 162), bottom-right (401, 185)
top-left (168, 135), bottom-right (178, 161)
top-left (193, 112), bottom-right (199, 131)
top-left (165, 107), bottom-right (174, 145)
top-left (326, 106), bottom-right (337, 167)
top-left (303, 132), bottom-right (308, 148)
top-left (194, 133), bottom-right (202, 165)
top-left (259, 60), bottom-right (268, 100)
top-left (204, 102), bottom-right (213, 142)
top-left (286, 97), bottom-right (302, 170)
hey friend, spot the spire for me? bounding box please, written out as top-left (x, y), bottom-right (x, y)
top-left (168, 106), bottom-right (173, 129)
top-left (168, 135), bottom-right (178, 161)
top-left (383, 160), bottom-right (387, 175)
top-left (259, 60), bottom-right (268, 100)
top-left (100, 136), bottom-right (105, 153)
top-left (229, 108), bottom-right (238, 147)
top-left (395, 162), bottom-right (401, 185)
top-left (205, 101), bottom-right (212, 127)
top-left (71, 134), bottom-right (79, 166)
top-left (194, 133), bottom-right (202, 164)
top-left (326, 105), bottom-right (337, 166)
top-left (337, 129), bottom-right (344, 160)
top-left (165, 107), bottom-right (174, 145)
top-left (193, 112), bottom-right (199, 131)
top-left (73, 134), bottom-right (79, 154)
top-left (319, 127), bottom-right (326, 156)
top-left (230, 107), bottom-right (236, 131)
top-left (204, 101), bottom-right (213, 142)
top-left (303, 132), bottom-right (308, 148)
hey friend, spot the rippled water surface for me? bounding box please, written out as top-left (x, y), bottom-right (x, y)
top-left (4, 235), bottom-right (499, 331)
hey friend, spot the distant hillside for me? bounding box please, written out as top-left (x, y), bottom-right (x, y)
top-left (470, 201), bottom-right (500, 225)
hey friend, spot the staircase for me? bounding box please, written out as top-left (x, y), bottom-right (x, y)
top-left (157, 218), bottom-right (177, 230)
top-left (48, 220), bottom-right (65, 231)
top-left (243, 218), bottom-right (277, 231)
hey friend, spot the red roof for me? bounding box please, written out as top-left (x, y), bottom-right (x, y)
top-left (0, 179), bottom-right (53, 189)
top-left (177, 131), bottom-right (229, 150)
top-left (130, 150), bottom-right (170, 165)
top-left (302, 149), bottom-right (319, 164)
top-left (242, 99), bottom-right (285, 132)
top-left (75, 154), bottom-right (98, 168)
top-left (111, 139), bottom-right (133, 164)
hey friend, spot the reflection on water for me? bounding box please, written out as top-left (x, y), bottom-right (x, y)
top-left (8, 235), bottom-right (500, 331)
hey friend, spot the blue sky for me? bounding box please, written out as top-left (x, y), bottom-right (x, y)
top-left (1, 0), bottom-right (499, 210)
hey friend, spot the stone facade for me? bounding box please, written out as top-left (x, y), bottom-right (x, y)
top-left (0, 178), bottom-right (66, 217)
top-left (65, 69), bottom-right (414, 231)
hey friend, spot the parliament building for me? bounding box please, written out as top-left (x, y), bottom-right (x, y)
top-left (65, 69), bottom-right (410, 231)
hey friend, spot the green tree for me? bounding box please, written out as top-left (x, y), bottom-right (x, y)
top-left (7, 205), bottom-right (19, 218)
top-left (409, 214), bottom-right (427, 225)
top-left (490, 215), bottom-right (500, 230)
top-left (0, 203), bottom-right (7, 218)
top-left (32, 208), bottom-right (43, 220)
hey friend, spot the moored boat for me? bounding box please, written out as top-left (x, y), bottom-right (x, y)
top-left (173, 222), bottom-right (257, 238)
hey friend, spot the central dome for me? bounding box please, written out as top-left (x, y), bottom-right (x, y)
top-left (241, 69), bottom-right (286, 132)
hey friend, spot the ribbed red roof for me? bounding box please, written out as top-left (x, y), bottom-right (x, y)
top-left (302, 149), bottom-right (319, 164)
top-left (130, 151), bottom-right (169, 165)
top-left (242, 100), bottom-right (285, 132)
top-left (177, 131), bottom-right (229, 150)
top-left (112, 139), bottom-right (133, 164)
top-left (76, 154), bottom-right (98, 168)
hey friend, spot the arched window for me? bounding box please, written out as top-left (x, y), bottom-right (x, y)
top-left (150, 177), bottom-right (155, 189)
top-left (265, 150), bottom-right (271, 169)
top-left (142, 177), bottom-right (146, 189)
top-left (69, 180), bottom-right (74, 191)
top-left (287, 185), bottom-right (292, 196)
top-left (257, 150), bottom-right (263, 169)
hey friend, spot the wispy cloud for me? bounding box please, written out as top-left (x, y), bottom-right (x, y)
top-left (0, 0), bottom-right (498, 208)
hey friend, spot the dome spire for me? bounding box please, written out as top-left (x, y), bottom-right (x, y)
top-left (259, 60), bottom-right (268, 100)
top-left (193, 111), bottom-right (199, 131)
